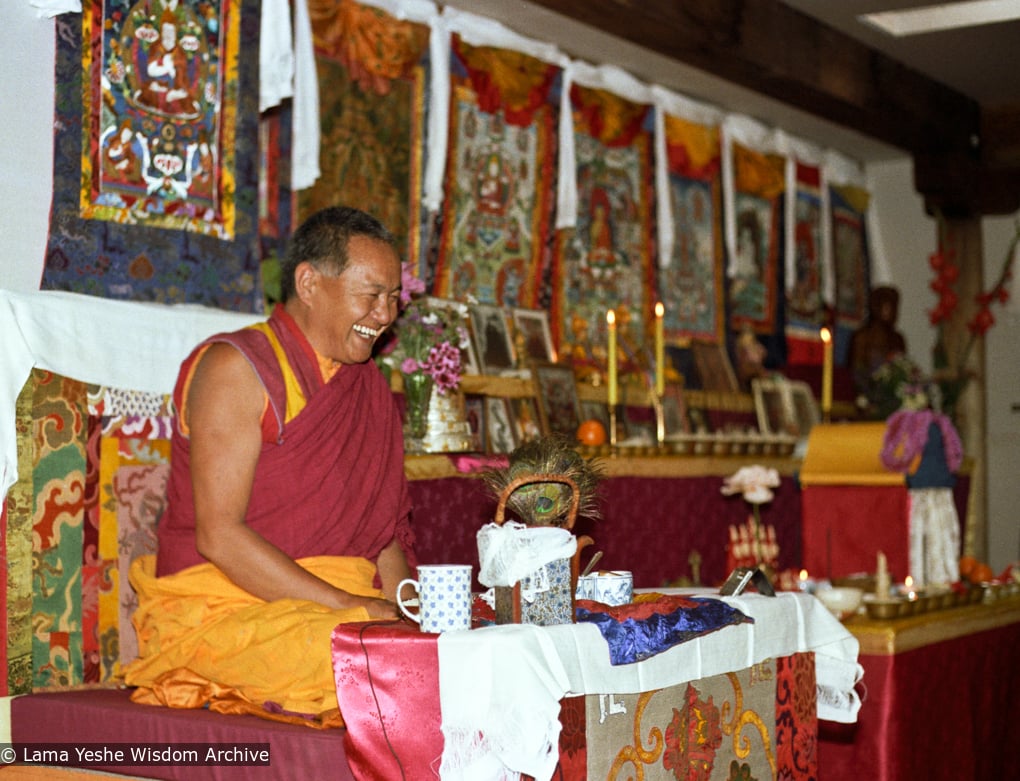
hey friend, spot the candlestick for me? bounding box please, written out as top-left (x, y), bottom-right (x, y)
top-left (820, 327), bottom-right (833, 420)
top-left (607, 309), bottom-right (618, 407)
top-left (876, 550), bottom-right (891, 600)
top-left (654, 301), bottom-right (665, 397)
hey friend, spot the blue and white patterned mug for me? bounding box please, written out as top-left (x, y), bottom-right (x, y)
top-left (397, 565), bottom-right (473, 633)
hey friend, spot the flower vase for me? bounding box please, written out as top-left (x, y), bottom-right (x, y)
top-left (402, 371), bottom-right (434, 452)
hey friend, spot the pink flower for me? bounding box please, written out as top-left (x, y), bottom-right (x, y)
top-left (399, 262), bottom-right (426, 307)
top-left (400, 357), bottom-right (421, 374)
top-left (721, 465), bottom-right (781, 505)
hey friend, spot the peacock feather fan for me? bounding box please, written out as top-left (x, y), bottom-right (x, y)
top-left (482, 435), bottom-right (604, 527)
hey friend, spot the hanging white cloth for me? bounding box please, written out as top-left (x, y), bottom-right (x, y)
top-left (908, 487), bottom-right (962, 587)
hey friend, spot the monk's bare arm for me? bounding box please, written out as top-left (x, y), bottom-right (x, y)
top-left (375, 537), bottom-right (412, 603)
top-left (187, 343), bottom-right (398, 618)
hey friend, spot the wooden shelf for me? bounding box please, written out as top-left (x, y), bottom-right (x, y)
top-left (395, 370), bottom-right (758, 413)
top-left (404, 450), bottom-right (800, 481)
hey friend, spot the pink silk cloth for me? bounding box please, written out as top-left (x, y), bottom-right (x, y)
top-left (332, 621), bottom-right (444, 780)
top-left (156, 306), bottom-right (415, 576)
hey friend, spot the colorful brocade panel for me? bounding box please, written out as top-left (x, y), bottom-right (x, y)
top-left (551, 652), bottom-right (817, 781)
top-left (2, 372), bottom-right (169, 695)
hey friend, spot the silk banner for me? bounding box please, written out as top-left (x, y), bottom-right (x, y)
top-left (729, 142), bottom-right (785, 335)
top-left (553, 83), bottom-right (655, 373)
top-left (41, 0), bottom-right (262, 311)
top-left (300, 0), bottom-right (430, 268)
top-left (661, 114), bottom-right (725, 344)
top-left (432, 35), bottom-right (559, 307)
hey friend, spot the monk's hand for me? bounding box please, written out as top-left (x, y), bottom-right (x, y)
top-left (362, 597), bottom-right (401, 620)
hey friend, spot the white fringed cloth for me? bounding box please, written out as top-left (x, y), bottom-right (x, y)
top-left (437, 590), bottom-right (862, 780)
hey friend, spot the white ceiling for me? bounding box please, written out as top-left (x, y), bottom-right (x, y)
top-left (447, 0), bottom-right (1020, 164)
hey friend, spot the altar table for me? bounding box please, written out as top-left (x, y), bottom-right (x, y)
top-left (331, 591), bottom-right (860, 781)
top-left (817, 595), bottom-right (1020, 780)
top-left (408, 470), bottom-right (804, 591)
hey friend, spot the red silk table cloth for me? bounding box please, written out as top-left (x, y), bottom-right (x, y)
top-left (817, 596), bottom-right (1020, 780)
top-left (331, 592), bottom-right (860, 781)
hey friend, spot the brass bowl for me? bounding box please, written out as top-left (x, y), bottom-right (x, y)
top-left (864, 597), bottom-right (902, 620)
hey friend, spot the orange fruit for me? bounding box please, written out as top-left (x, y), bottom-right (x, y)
top-left (959, 555), bottom-right (977, 578)
top-left (970, 562), bottom-right (995, 584)
top-left (577, 419), bottom-right (607, 446)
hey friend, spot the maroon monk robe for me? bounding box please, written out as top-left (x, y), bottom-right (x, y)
top-left (157, 307), bottom-right (415, 577)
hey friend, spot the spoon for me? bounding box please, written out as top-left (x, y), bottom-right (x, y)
top-left (580, 551), bottom-right (604, 578)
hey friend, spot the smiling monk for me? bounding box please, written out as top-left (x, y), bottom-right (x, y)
top-left (124, 206), bottom-right (416, 726)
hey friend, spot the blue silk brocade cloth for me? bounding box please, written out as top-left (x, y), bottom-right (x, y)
top-left (575, 594), bottom-right (754, 665)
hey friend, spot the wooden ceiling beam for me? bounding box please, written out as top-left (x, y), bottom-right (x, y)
top-left (525, 0), bottom-right (1020, 216)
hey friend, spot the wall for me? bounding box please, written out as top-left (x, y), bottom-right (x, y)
top-left (1, 2), bottom-right (1016, 572)
top-left (0, 3), bottom-right (54, 292)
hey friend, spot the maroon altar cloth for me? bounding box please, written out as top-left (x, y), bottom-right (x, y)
top-left (408, 474), bottom-right (803, 589)
top-left (9, 688), bottom-right (352, 780)
top-left (800, 478), bottom-right (970, 581)
top-left (818, 602), bottom-right (1020, 780)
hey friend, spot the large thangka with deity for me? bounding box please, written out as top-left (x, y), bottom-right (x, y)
top-left (86, 0), bottom-right (239, 236)
top-left (42, 0), bottom-right (261, 310)
top-left (660, 113), bottom-right (726, 344)
top-left (729, 143), bottom-right (785, 335)
top-left (553, 83), bottom-right (655, 374)
top-left (433, 36), bottom-right (559, 308)
top-left (299, 0), bottom-right (430, 269)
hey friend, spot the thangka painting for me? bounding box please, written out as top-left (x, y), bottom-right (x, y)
top-left (785, 161), bottom-right (827, 362)
top-left (299, 0), bottom-right (430, 269)
top-left (729, 142), bottom-right (785, 334)
top-left (831, 184), bottom-right (872, 364)
top-left (42, 0), bottom-right (263, 311)
top-left (553, 84), bottom-right (655, 377)
top-left (432, 36), bottom-right (559, 308)
top-left (661, 114), bottom-right (725, 344)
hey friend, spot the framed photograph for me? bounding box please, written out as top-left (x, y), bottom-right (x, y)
top-left (511, 308), bottom-right (556, 364)
top-left (533, 362), bottom-right (582, 439)
top-left (484, 397), bottom-right (517, 454)
top-left (509, 396), bottom-right (543, 443)
top-left (788, 380), bottom-right (821, 438)
top-left (469, 305), bottom-right (517, 375)
top-left (464, 395), bottom-right (487, 452)
top-left (752, 377), bottom-right (797, 436)
top-left (691, 340), bottom-right (739, 393)
top-left (662, 384), bottom-right (690, 435)
top-left (425, 297), bottom-right (480, 375)
top-left (687, 405), bottom-right (712, 434)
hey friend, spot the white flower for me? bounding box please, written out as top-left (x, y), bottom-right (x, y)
top-left (721, 465), bottom-right (781, 505)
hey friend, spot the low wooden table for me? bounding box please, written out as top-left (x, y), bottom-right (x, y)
top-left (818, 594), bottom-right (1020, 780)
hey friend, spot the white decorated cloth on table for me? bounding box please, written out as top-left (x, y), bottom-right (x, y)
top-left (437, 590), bottom-right (861, 781)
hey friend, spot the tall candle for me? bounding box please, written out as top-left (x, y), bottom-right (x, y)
top-left (876, 550), bottom-right (891, 600)
top-left (654, 302), bottom-right (665, 397)
top-left (820, 327), bottom-right (833, 416)
top-left (607, 309), bottom-right (618, 406)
